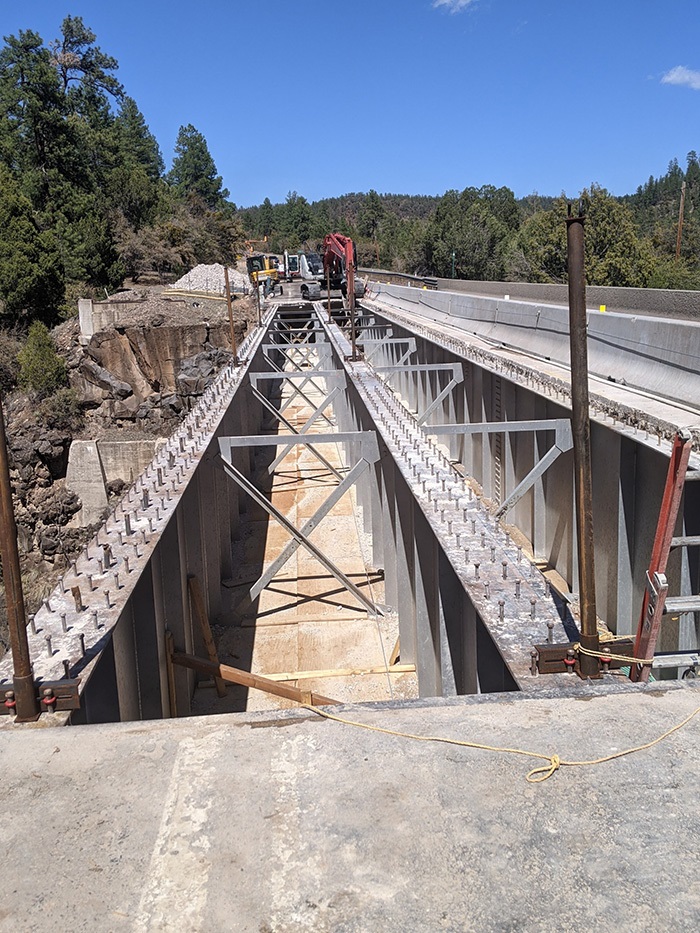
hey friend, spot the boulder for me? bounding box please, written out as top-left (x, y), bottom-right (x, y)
top-left (78, 357), bottom-right (133, 399)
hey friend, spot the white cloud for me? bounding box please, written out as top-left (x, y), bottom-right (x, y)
top-left (662, 66), bottom-right (700, 91)
top-left (432, 0), bottom-right (478, 12)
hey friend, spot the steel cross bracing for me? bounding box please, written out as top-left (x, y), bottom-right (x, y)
top-left (249, 370), bottom-right (341, 426)
top-left (261, 344), bottom-right (333, 401)
top-left (271, 321), bottom-right (320, 344)
top-left (361, 335), bottom-right (418, 367)
top-left (247, 383), bottom-right (344, 481)
top-left (371, 362), bottom-right (464, 427)
top-left (266, 385), bottom-right (344, 474)
top-left (315, 308), bottom-right (577, 691)
top-left (428, 420), bottom-right (573, 518)
top-left (263, 343), bottom-right (328, 387)
top-left (218, 433), bottom-right (383, 617)
top-left (355, 330), bottom-right (418, 381)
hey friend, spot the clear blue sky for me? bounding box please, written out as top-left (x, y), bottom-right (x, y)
top-left (3, 1), bottom-right (700, 207)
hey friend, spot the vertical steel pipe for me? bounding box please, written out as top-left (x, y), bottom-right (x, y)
top-left (223, 266), bottom-right (239, 364)
top-left (348, 256), bottom-right (357, 361)
top-left (326, 264), bottom-right (332, 323)
top-left (566, 206), bottom-right (599, 677)
top-left (0, 392), bottom-right (39, 719)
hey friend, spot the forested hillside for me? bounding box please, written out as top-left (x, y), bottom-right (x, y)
top-left (242, 169), bottom-right (700, 290)
top-left (0, 16), bottom-right (243, 329)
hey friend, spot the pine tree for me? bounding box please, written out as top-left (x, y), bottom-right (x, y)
top-left (0, 165), bottom-right (64, 322)
top-left (168, 124), bottom-right (229, 208)
top-left (114, 97), bottom-right (164, 180)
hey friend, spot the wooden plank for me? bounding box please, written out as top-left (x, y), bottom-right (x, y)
top-left (187, 574), bottom-right (227, 698)
top-left (171, 652), bottom-right (341, 707)
top-left (264, 663), bottom-right (415, 682)
top-left (165, 629), bottom-right (177, 718)
top-left (241, 615), bottom-right (363, 628)
top-left (389, 637), bottom-right (401, 666)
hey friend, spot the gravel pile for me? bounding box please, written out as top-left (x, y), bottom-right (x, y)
top-left (169, 263), bottom-right (250, 296)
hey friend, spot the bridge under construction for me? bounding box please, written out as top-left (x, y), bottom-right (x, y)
top-left (2, 272), bottom-right (700, 930)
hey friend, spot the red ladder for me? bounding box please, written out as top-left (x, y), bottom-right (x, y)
top-left (631, 430), bottom-right (697, 682)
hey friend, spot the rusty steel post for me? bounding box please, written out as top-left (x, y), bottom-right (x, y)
top-left (347, 253), bottom-right (357, 361)
top-left (223, 266), bottom-right (239, 364)
top-left (566, 205), bottom-right (599, 677)
top-left (0, 391), bottom-right (39, 719)
top-left (326, 264), bottom-right (332, 323)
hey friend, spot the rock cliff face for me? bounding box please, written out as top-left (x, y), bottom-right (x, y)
top-left (71, 319), bottom-right (242, 432)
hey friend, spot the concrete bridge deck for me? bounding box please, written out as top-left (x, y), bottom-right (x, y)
top-left (2, 681), bottom-right (699, 932)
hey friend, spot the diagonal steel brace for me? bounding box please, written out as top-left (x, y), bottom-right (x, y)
top-left (428, 419), bottom-right (573, 517)
top-left (250, 385), bottom-right (343, 480)
top-left (256, 357), bottom-right (335, 424)
top-left (277, 349), bottom-right (331, 405)
top-left (267, 385), bottom-right (343, 474)
top-left (219, 432), bottom-right (382, 615)
top-left (249, 458), bottom-right (371, 601)
top-left (417, 365), bottom-right (464, 426)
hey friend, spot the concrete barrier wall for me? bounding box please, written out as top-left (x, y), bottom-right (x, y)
top-left (78, 298), bottom-right (148, 338)
top-left (376, 283), bottom-right (700, 409)
top-left (66, 440), bottom-right (163, 525)
top-left (361, 269), bottom-right (700, 317)
top-left (432, 279), bottom-right (700, 318)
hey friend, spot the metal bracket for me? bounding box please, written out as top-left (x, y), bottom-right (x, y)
top-left (0, 677), bottom-right (81, 716)
top-left (428, 419), bottom-right (573, 517)
top-left (534, 639), bottom-right (634, 676)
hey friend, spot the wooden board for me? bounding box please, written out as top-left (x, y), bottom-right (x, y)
top-left (188, 575), bottom-right (227, 698)
top-left (172, 652), bottom-right (340, 707)
top-left (264, 663), bottom-right (415, 682)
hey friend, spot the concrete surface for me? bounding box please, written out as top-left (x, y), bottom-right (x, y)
top-left (65, 439), bottom-right (109, 525)
top-left (372, 283), bottom-right (700, 414)
top-left (432, 278), bottom-right (700, 319)
top-left (2, 683), bottom-right (700, 931)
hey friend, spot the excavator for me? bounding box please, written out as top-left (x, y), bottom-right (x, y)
top-left (322, 233), bottom-right (365, 302)
top-left (322, 233), bottom-right (365, 359)
top-left (245, 253), bottom-right (279, 296)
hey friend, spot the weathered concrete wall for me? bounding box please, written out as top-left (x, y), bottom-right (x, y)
top-left (65, 440), bottom-right (109, 526)
top-left (78, 298), bottom-right (148, 337)
top-left (66, 440), bottom-right (163, 525)
top-left (98, 440), bottom-right (162, 485)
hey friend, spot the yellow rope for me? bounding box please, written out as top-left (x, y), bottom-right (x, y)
top-left (575, 642), bottom-right (651, 666)
top-left (303, 702), bottom-right (700, 784)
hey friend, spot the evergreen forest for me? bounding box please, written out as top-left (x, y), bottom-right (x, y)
top-left (1, 17), bottom-right (699, 335)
